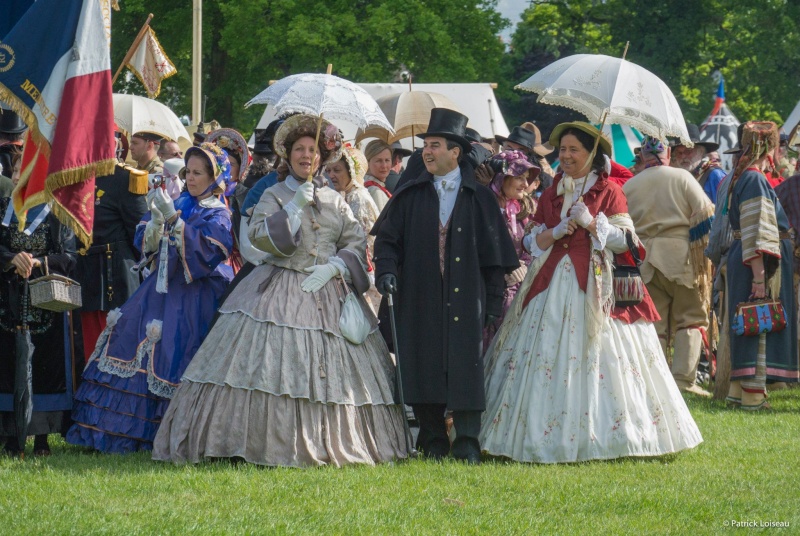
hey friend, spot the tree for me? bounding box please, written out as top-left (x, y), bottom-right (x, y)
top-left (500, 0), bottom-right (800, 140)
top-left (110, 0), bottom-right (509, 134)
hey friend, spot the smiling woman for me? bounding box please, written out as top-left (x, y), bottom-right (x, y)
top-left (479, 121), bottom-right (703, 464)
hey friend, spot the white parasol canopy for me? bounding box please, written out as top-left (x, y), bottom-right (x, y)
top-left (246, 73), bottom-right (393, 133)
top-left (355, 90), bottom-right (462, 143)
top-left (112, 93), bottom-right (191, 143)
top-left (516, 54), bottom-right (691, 146)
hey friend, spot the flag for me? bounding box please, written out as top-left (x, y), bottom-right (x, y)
top-left (700, 78), bottom-right (740, 171)
top-left (126, 27), bottom-right (176, 98)
top-left (0, 0), bottom-right (116, 246)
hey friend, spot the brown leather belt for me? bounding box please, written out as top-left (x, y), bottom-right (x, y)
top-left (732, 229), bottom-right (794, 240)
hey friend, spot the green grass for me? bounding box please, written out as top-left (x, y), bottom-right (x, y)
top-left (2, 392), bottom-right (800, 535)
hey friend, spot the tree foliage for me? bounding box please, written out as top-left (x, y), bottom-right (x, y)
top-left (110, 0), bottom-right (508, 134)
top-left (500, 0), bottom-right (800, 137)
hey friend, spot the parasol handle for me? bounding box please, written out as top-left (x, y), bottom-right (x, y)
top-left (307, 64), bottom-right (334, 183)
top-left (21, 279), bottom-right (29, 331)
top-left (576, 110), bottom-right (608, 203)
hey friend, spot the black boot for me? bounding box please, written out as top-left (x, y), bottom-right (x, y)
top-left (33, 434), bottom-right (50, 456)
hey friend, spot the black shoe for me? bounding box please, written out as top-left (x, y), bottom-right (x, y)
top-left (33, 435), bottom-right (51, 457)
top-left (2, 436), bottom-right (22, 457)
top-left (451, 437), bottom-right (481, 465)
top-left (419, 438), bottom-right (450, 461)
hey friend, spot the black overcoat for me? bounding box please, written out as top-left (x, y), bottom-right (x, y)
top-left (372, 161), bottom-right (519, 411)
top-left (76, 164), bottom-right (148, 311)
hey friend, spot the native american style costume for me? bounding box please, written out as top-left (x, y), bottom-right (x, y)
top-left (480, 170), bottom-right (703, 463)
top-left (623, 165), bottom-right (715, 393)
top-left (725, 122), bottom-right (798, 408)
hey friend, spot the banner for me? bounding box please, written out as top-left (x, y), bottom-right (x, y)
top-left (126, 27), bottom-right (176, 98)
top-left (0, 0), bottom-right (116, 246)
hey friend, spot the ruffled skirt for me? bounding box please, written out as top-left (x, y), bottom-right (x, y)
top-left (152, 265), bottom-right (409, 467)
top-left (480, 256), bottom-right (703, 463)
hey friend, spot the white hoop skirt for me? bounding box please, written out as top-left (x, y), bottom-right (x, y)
top-left (152, 265), bottom-right (409, 467)
top-left (480, 257), bottom-right (703, 463)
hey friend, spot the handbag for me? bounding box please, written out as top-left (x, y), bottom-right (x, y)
top-left (28, 257), bottom-right (82, 312)
top-left (732, 297), bottom-right (786, 336)
top-left (613, 231), bottom-right (645, 307)
top-left (338, 277), bottom-right (371, 345)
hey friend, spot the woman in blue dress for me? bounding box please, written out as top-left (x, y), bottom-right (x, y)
top-left (67, 143), bottom-right (234, 453)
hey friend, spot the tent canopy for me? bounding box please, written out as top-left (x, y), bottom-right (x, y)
top-left (784, 100), bottom-right (800, 134)
top-left (251, 82), bottom-right (509, 151)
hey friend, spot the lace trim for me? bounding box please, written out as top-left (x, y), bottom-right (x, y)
top-left (592, 212), bottom-right (610, 251)
top-left (524, 223), bottom-right (548, 258)
top-left (87, 309), bottom-right (122, 364)
top-left (97, 319), bottom-right (161, 380)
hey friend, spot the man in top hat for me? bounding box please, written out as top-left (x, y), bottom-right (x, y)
top-left (624, 136), bottom-right (715, 397)
top-left (0, 103), bottom-right (26, 184)
top-left (385, 141), bottom-right (412, 193)
top-left (130, 131), bottom-right (164, 174)
top-left (372, 108), bottom-right (519, 463)
top-left (670, 123), bottom-right (724, 203)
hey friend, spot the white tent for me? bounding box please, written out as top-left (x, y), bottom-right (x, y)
top-left (784, 100), bottom-right (800, 134)
top-left (252, 82), bottom-right (510, 150)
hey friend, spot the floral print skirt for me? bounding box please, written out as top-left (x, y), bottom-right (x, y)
top-left (480, 256), bottom-right (703, 463)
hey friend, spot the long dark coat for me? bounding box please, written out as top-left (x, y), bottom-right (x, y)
top-left (372, 161), bottom-right (519, 411)
top-left (75, 164), bottom-right (148, 311)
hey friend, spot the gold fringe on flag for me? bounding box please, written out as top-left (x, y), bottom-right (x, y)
top-left (0, 84), bottom-right (53, 160)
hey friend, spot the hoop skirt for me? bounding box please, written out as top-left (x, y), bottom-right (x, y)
top-left (152, 264), bottom-right (409, 467)
top-left (480, 256), bottom-right (703, 463)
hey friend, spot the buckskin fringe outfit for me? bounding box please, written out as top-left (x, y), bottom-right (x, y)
top-left (67, 195), bottom-right (233, 453)
top-left (727, 168), bottom-right (798, 402)
top-left (480, 172), bottom-right (703, 463)
top-left (153, 177), bottom-right (408, 467)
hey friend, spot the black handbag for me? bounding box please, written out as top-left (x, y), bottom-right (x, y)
top-left (613, 231), bottom-right (645, 307)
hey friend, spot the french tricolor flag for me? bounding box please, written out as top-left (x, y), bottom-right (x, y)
top-left (0, 0), bottom-right (116, 246)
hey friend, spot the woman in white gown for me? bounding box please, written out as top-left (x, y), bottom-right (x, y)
top-left (480, 122), bottom-right (702, 463)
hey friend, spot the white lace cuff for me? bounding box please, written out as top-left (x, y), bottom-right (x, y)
top-left (524, 224), bottom-right (548, 258)
top-left (143, 220), bottom-right (163, 254)
top-left (591, 212), bottom-right (610, 251)
top-left (328, 256), bottom-right (350, 282)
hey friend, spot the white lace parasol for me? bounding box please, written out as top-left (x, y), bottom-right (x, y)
top-left (246, 73), bottom-right (394, 133)
top-left (516, 54), bottom-right (691, 146)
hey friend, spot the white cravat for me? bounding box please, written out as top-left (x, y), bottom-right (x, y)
top-left (433, 167), bottom-right (461, 226)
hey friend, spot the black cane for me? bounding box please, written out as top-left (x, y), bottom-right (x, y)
top-left (387, 293), bottom-right (418, 458)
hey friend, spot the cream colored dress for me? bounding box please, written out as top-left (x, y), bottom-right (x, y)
top-left (153, 179), bottom-right (408, 467)
top-left (343, 184), bottom-right (382, 312)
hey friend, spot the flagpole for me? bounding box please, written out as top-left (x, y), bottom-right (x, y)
top-left (192, 0), bottom-right (202, 124)
top-left (111, 13), bottom-right (153, 86)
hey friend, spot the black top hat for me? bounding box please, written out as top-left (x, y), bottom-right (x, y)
top-left (0, 104), bottom-right (26, 135)
top-left (390, 141), bottom-right (412, 158)
top-left (464, 127), bottom-right (483, 144)
top-left (252, 129), bottom-right (273, 156)
top-left (673, 123), bottom-right (719, 152)
top-left (417, 108), bottom-right (472, 154)
top-left (496, 125), bottom-right (553, 156)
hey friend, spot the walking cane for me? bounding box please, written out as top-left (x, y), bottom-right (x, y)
top-left (386, 293), bottom-right (418, 458)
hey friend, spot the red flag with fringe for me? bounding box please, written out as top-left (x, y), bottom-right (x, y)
top-left (0, 0), bottom-right (116, 247)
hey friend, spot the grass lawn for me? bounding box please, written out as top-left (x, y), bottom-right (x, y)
top-left (2, 391), bottom-right (799, 535)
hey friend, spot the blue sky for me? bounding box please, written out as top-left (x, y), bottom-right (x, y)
top-left (497, 0), bottom-right (529, 43)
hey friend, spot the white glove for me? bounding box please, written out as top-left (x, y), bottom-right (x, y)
top-left (300, 262), bottom-right (341, 293)
top-left (569, 201), bottom-right (593, 228)
top-left (552, 217), bottom-right (573, 240)
top-left (284, 182), bottom-right (315, 234)
top-left (284, 181), bottom-right (315, 216)
top-left (153, 187), bottom-right (177, 221)
top-left (146, 188), bottom-right (159, 208)
top-left (505, 265), bottom-right (527, 286)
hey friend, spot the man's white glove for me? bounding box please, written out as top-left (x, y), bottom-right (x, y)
top-left (552, 217), bottom-right (573, 240)
top-left (152, 187), bottom-right (177, 221)
top-left (569, 201), bottom-right (593, 228)
top-left (300, 262), bottom-right (340, 293)
top-left (505, 265), bottom-right (528, 286)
